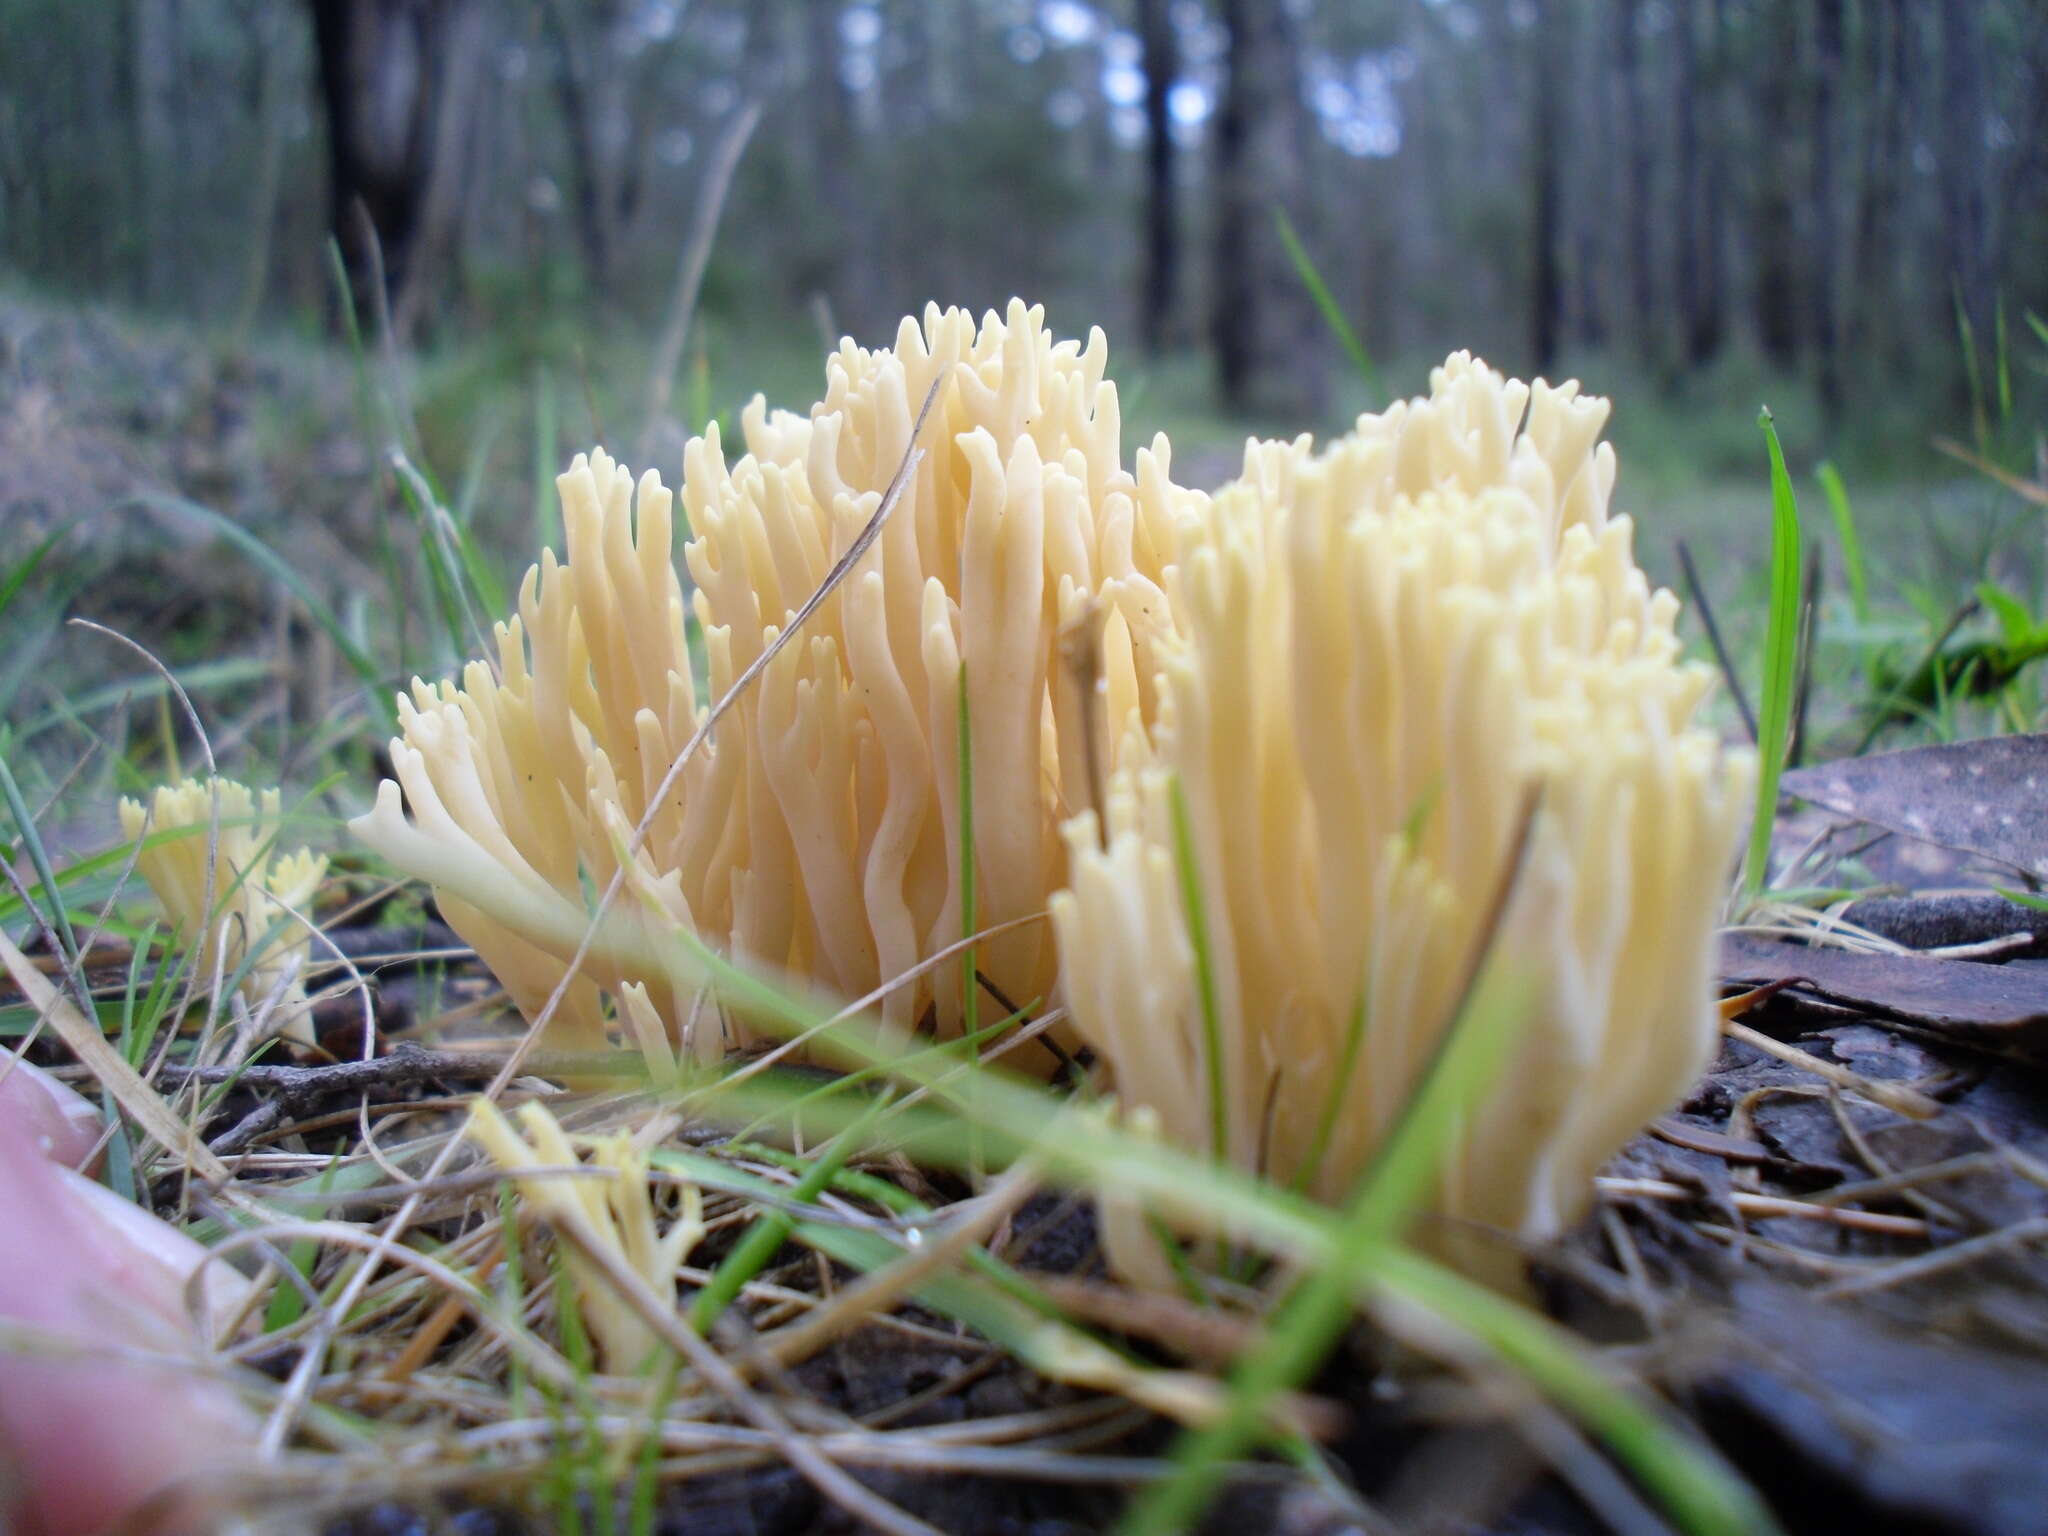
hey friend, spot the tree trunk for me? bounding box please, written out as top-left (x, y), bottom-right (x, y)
top-left (231, 2), bottom-right (295, 339)
top-left (540, 0), bottom-right (615, 289)
top-left (1577, 0), bottom-right (1610, 350)
top-left (1938, 0), bottom-right (1990, 362)
top-left (1688, 0), bottom-right (1727, 364)
top-left (805, 0), bottom-right (861, 333)
top-left (1752, 1), bottom-right (1802, 370)
top-left (1674, 0), bottom-right (1702, 365)
top-left (131, 0), bottom-right (180, 306)
top-left (1847, 0), bottom-right (1898, 366)
top-left (1810, 0), bottom-right (1845, 415)
top-left (391, 1), bottom-right (483, 340)
top-left (1615, 0), bottom-right (1654, 353)
top-left (1530, 0), bottom-right (1564, 374)
top-left (1137, 0), bottom-right (1178, 357)
top-left (309, 0), bottom-right (477, 336)
top-left (1210, 0), bottom-right (1313, 413)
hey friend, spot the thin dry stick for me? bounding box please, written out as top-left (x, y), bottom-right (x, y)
top-left (713, 911), bottom-right (1047, 1105)
top-left (1720, 1015), bottom-right (1943, 1120)
top-left (1595, 1177), bottom-right (1932, 1237)
top-left (1815, 1152), bottom-right (2004, 1209)
top-left (1825, 1089), bottom-right (1975, 1230)
top-left (639, 97), bottom-right (764, 461)
top-left (1819, 1215), bottom-right (2048, 1298)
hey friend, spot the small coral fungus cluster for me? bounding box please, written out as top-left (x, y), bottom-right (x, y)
top-left (119, 777), bottom-right (328, 1046)
top-left (352, 301), bottom-right (1751, 1283)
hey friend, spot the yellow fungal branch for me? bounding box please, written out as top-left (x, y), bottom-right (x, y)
top-left (1051, 355), bottom-right (1752, 1287)
top-left (466, 1100), bottom-right (703, 1376)
top-left (354, 300), bottom-right (1192, 1059)
top-left (118, 777), bottom-right (327, 1047)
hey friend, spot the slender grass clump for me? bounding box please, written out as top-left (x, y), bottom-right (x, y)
top-left (1052, 355), bottom-right (1753, 1287)
top-left (355, 300), bottom-right (1190, 1057)
top-left (118, 777), bottom-right (327, 1045)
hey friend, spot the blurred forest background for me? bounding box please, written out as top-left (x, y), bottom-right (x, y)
top-left (0, 0), bottom-right (2044, 651)
top-left (6, 0), bottom-right (2042, 424)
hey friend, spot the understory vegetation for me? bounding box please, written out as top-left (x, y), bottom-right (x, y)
top-left (2, 272), bottom-right (2046, 1536)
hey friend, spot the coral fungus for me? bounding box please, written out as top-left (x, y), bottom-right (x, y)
top-left (1051, 355), bottom-right (1751, 1284)
top-left (356, 300), bottom-right (1189, 1057)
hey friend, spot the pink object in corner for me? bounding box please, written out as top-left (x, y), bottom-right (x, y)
top-left (0, 1050), bottom-right (104, 1171)
top-left (0, 1048), bottom-right (256, 1536)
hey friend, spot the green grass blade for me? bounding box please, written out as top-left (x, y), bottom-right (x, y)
top-left (686, 1090), bottom-right (892, 1335)
top-left (0, 527), bottom-right (64, 625)
top-left (325, 237), bottom-right (389, 453)
top-left (1120, 908), bottom-right (1533, 1536)
top-left (1296, 994), bottom-right (1367, 1194)
top-left (1995, 293), bottom-right (2012, 425)
top-left (1744, 410), bottom-right (1803, 899)
top-left (0, 750), bottom-right (79, 968)
top-left (1815, 462), bottom-right (1867, 625)
top-left (958, 664), bottom-right (978, 1048)
top-left (1954, 279), bottom-right (1989, 454)
top-left (390, 450), bottom-right (496, 663)
top-left (1168, 776), bottom-right (1229, 1162)
top-left (534, 364), bottom-right (562, 553)
top-left (1274, 207), bottom-right (1380, 401)
top-left (452, 415), bottom-right (499, 532)
top-left (265, 1160), bottom-right (343, 1330)
top-left (12, 658), bottom-right (273, 747)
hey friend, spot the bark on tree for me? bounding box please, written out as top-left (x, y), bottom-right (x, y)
top-left (309, 0), bottom-right (479, 338)
top-left (1137, 0), bottom-right (1179, 357)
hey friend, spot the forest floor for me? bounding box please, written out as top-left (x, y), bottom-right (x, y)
top-left (5, 287), bottom-right (2048, 1536)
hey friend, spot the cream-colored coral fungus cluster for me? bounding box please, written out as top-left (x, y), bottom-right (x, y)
top-left (354, 305), bottom-right (1747, 1287)
top-left (354, 300), bottom-right (1186, 1058)
top-left (1050, 354), bottom-right (1751, 1284)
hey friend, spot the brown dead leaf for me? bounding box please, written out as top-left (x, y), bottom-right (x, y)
top-left (1721, 932), bottom-right (2048, 1046)
top-left (1781, 736), bottom-right (2048, 881)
